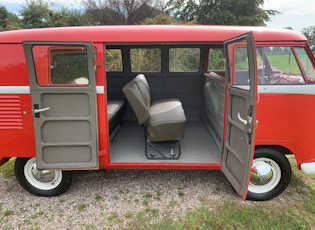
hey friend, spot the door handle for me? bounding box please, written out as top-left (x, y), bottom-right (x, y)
top-left (237, 112), bottom-right (252, 126)
top-left (34, 107), bottom-right (50, 114)
top-left (33, 104), bottom-right (50, 118)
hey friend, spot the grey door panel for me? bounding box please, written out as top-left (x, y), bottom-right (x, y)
top-left (23, 42), bottom-right (98, 170)
top-left (221, 33), bottom-right (257, 199)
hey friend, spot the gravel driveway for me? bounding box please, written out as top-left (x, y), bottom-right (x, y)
top-left (0, 167), bottom-right (302, 229)
top-left (0, 169), bottom-right (239, 229)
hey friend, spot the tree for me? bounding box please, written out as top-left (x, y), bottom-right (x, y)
top-left (142, 14), bottom-right (178, 25)
top-left (20, 0), bottom-right (53, 28)
top-left (20, 0), bottom-right (89, 28)
top-left (302, 26), bottom-right (315, 51)
top-left (0, 5), bottom-right (9, 31)
top-left (0, 5), bottom-right (20, 31)
top-left (50, 8), bottom-right (90, 27)
top-left (166, 0), bottom-right (279, 26)
top-left (142, 13), bottom-right (196, 25)
top-left (83, 0), bottom-right (165, 25)
top-left (83, 0), bottom-right (125, 25)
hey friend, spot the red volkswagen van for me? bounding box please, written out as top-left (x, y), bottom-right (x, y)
top-left (0, 25), bottom-right (314, 201)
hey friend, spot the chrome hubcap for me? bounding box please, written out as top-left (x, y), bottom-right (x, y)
top-left (31, 164), bottom-right (57, 184)
top-left (248, 157), bottom-right (281, 194)
top-left (24, 158), bottom-right (62, 190)
top-left (250, 163), bottom-right (273, 186)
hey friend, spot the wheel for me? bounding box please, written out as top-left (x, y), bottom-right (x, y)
top-left (247, 148), bottom-right (291, 201)
top-left (14, 158), bottom-right (73, 197)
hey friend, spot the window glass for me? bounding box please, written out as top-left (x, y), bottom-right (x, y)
top-left (130, 48), bottom-right (161, 72)
top-left (208, 48), bottom-right (225, 71)
top-left (169, 48), bottom-right (200, 72)
top-left (32, 45), bottom-right (90, 86)
top-left (294, 47), bottom-right (315, 83)
top-left (256, 47), bottom-right (305, 84)
top-left (106, 49), bottom-right (123, 72)
top-left (50, 48), bottom-right (90, 85)
top-left (234, 47), bottom-right (250, 84)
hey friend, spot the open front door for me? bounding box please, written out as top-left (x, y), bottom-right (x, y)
top-left (222, 32), bottom-right (257, 199)
top-left (23, 42), bottom-right (98, 170)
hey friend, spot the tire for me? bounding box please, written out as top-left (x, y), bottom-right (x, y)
top-left (14, 158), bottom-right (73, 197)
top-left (246, 148), bottom-right (291, 201)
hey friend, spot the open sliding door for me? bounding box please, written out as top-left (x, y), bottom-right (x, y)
top-left (221, 32), bottom-right (257, 199)
top-left (23, 42), bottom-right (98, 170)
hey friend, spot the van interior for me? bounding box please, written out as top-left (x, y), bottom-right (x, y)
top-left (105, 44), bottom-right (225, 164)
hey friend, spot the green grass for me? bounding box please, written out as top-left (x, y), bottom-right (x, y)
top-left (144, 202), bottom-right (311, 230)
top-left (266, 54), bottom-right (301, 74)
top-left (0, 158), bottom-right (15, 179)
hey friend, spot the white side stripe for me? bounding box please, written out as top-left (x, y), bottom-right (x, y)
top-left (258, 85), bottom-right (315, 95)
top-left (0, 86), bottom-right (30, 94)
top-left (1, 85), bottom-right (314, 95)
top-left (0, 86), bottom-right (105, 94)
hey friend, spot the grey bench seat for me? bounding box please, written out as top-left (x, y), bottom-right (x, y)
top-left (107, 100), bottom-right (125, 134)
top-left (123, 74), bottom-right (186, 159)
top-left (148, 98), bottom-right (186, 142)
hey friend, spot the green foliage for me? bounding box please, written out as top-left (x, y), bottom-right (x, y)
top-left (130, 48), bottom-right (161, 72)
top-left (20, 0), bottom-right (53, 28)
top-left (0, 6), bottom-right (20, 31)
top-left (208, 48), bottom-right (225, 70)
top-left (142, 14), bottom-right (180, 25)
top-left (106, 49), bottom-right (123, 72)
top-left (302, 26), bottom-right (315, 51)
top-left (169, 48), bottom-right (200, 72)
top-left (0, 5), bottom-right (9, 31)
top-left (166, 0), bottom-right (279, 26)
top-left (83, 0), bottom-right (164, 25)
top-left (20, 0), bottom-right (89, 29)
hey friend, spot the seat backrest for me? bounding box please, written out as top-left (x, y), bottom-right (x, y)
top-left (133, 74), bottom-right (151, 108)
top-left (123, 74), bottom-right (151, 125)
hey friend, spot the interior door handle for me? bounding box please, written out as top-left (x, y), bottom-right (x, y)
top-left (237, 112), bottom-right (252, 125)
top-left (34, 107), bottom-right (50, 114)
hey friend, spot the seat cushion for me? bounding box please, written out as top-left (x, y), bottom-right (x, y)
top-left (107, 100), bottom-right (125, 133)
top-left (147, 98), bottom-right (186, 142)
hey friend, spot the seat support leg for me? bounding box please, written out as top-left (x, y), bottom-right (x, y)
top-left (145, 139), bottom-right (181, 160)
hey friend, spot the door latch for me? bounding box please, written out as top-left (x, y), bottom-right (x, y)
top-left (33, 104), bottom-right (50, 118)
top-left (237, 112), bottom-right (253, 133)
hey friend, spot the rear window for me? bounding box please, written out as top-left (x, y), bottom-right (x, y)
top-left (169, 48), bottom-right (200, 72)
top-left (208, 48), bottom-right (225, 71)
top-left (106, 49), bottom-right (123, 72)
top-left (130, 48), bottom-right (161, 72)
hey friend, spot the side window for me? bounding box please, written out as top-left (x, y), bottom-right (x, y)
top-left (169, 48), bottom-right (200, 72)
top-left (130, 48), bottom-right (161, 72)
top-left (50, 48), bottom-right (90, 85)
top-left (105, 48), bottom-right (123, 72)
top-left (294, 47), bottom-right (315, 83)
top-left (32, 45), bottom-right (90, 86)
top-left (234, 47), bottom-right (250, 84)
top-left (256, 47), bottom-right (305, 85)
top-left (208, 48), bottom-right (225, 71)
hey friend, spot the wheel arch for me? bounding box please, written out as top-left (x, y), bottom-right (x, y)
top-left (255, 145), bottom-right (294, 155)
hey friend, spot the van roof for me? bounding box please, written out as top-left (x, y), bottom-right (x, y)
top-left (0, 25), bottom-right (307, 44)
